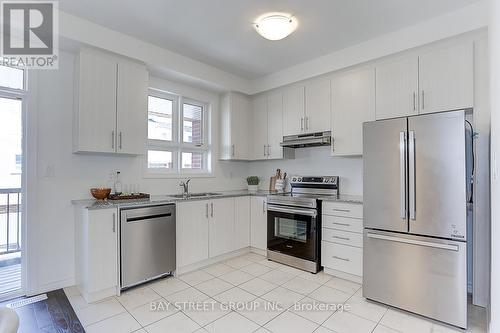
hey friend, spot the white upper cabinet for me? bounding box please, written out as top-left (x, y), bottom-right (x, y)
top-left (252, 95), bottom-right (269, 160)
top-left (282, 79), bottom-right (331, 136)
top-left (251, 92), bottom-right (291, 160)
top-left (116, 61), bottom-right (148, 155)
top-left (376, 55), bottom-right (419, 120)
top-left (74, 48), bottom-right (148, 154)
top-left (220, 92), bottom-right (252, 160)
top-left (75, 49), bottom-right (117, 154)
top-left (418, 42), bottom-right (473, 114)
top-left (283, 85), bottom-right (305, 136)
top-left (267, 91), bottom-right (284, 159)
top-left (376, 41), bottom-right (474, 120)
top-left (304, 78), bottom-right (331, 133)
top-left (331, 67), bottom-right (376, 156)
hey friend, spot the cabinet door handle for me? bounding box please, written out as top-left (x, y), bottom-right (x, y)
top-left (262, 201), bottom-right (266, 213)
top-left (332, 235), bottom-right (350, 241)
top-left (111, 131), bottom-right (115, 149)
top-left (301, 117), bottom-right (304, 131)
top-left (332, 222), bottom-right (350, 227)
top-left (306, 117), bottom-right (309, 130)
top-left (119, 132), bottom-right (122, 149)
top-left (421, 90), bottom-right (425, 110)
top-left (206, 203), bottom-right (209, 218)
top-left (267, 145), bottom-right (271, 157)
top-left (332, 208), bottom-right (350, 213)
top-left (263, 145), bottom-right (267, 157)
top-left (231, 144), bottom-right (235, 157)
top-left (210, 203), bottom-right (214, 218)
top-left (413, 92), bottom-right (416, 111)
top-left (112, 213), bottom-right (116, 233)
top-left (332, 255), bottom-right (350, 262)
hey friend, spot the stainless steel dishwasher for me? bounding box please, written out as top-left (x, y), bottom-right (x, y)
top-left (120, 204), bottom-right (176, 289)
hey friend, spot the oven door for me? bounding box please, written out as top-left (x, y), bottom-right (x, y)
top-left (267, 204), bottom-right (318, 262)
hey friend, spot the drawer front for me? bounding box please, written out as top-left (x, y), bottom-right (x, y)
top-left (323, 202), bottom-right (363, 218)
top-left (322, 215), bottom-right (363, 233)
top-left (321, 241), bottom-right (363, 276)
top-left (322, 228), bottom-right (363, 248)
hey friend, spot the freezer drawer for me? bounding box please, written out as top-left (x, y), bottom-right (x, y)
top-left (363, 230), bottom-right (467, 328)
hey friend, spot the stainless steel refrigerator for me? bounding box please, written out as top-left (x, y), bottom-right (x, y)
top-left (362, 110), bottom-right (469, 328)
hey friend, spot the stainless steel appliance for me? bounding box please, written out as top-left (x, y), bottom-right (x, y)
top-left (280, 131), bottom-right (331, 148)
top-left (120, 204), bottom-right (176, 289)
top-left (363, 110), bottom-right (470, 328)
top-left (267, 176), bottom-right (339, 273)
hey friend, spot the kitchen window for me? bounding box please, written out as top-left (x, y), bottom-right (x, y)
top-left (146, 90), bottom-right (211, 176)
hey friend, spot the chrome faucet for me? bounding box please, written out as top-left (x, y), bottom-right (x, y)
top-left (179, 178), bottom-right (192, 197)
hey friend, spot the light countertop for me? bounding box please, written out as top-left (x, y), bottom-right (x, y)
top-left (72, 190), bottom-right (363, 210)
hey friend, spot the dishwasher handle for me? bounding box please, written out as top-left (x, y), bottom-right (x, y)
top-left (126, 212), bottom-right (172, 223)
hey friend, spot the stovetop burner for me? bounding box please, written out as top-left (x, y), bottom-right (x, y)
top-left (267, 175), bottom-right (339, 209)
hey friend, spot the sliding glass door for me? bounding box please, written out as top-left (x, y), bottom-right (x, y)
top-left (0, 65), bottom-right (25, 301)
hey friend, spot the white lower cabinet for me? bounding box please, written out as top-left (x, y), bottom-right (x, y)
top-left (321, 201), bottom-right (363, 283)
top-left (250, 196), bottom-right (267, 251)
top-left (234, 196), bottom-right (251, 250)
top-left (75, 207), bottom-right (118, 303)
top-left (176, 200), bottom-right (210, 268)
top-left (208, 198), bottom-right (235, 257)
top-left (177, 196), bottom-right (252, 269)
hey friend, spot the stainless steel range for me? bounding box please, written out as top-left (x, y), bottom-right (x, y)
top-left (267, 176), bottom-right (339, 273)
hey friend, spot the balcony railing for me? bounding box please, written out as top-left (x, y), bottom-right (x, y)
top-left (0, 188), bottom-right (21, 255)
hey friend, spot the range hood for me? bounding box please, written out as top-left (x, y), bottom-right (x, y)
top-left (280, 131), bottom-right (332, 148)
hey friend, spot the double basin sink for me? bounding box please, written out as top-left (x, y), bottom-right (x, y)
top-left (167, 192), bottom-right (223, 199)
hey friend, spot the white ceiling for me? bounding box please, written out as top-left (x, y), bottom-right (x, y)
top-left (59, 0), bottom-right (481, 79)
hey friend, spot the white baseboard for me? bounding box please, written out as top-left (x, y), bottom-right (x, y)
top-left (249, 247), bottom-right (266, 256)
top-left (26, 276), bottom-right (76, 297)
top-left (324, 267), bottom-right (362, 284)
top-left (176, 247), bottom-right (251, 275)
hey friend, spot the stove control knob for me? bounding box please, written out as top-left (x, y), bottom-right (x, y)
top-left (291, 177), bottom-right (297, 182)
top-left (298, 178), bottom-right (302, 182)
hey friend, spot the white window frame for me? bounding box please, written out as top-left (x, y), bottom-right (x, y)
top-left (144, 89), bottom-right (212, 178)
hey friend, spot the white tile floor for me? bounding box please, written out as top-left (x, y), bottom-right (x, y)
top-left (64, 253), bottom-right (487, 333)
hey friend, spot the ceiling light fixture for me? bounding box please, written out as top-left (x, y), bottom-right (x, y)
top-left (254, 13), bottom-right (298, 41)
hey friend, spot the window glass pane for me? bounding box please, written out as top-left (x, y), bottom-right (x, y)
top-left (0, 97), bottom-right (22, 187)
top-left (0, 65), bottom-right (24, 90)
top-left (148, 96), bottom-right (173, 141)
top-left (182, 103), bottom-right (203, 144)
top-left (181, 152), bottom-right (204, 170)
top-left (148, 150), bottom-right (173, 169)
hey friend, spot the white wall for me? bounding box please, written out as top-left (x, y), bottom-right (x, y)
top-left (489, 0), bottom-right (500, 331)
top-left (27, 50), bottom-right (249, 294)
top-left (248, 147), bottom-right (363, 195)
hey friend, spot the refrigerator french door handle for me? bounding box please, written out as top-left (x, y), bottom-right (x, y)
top-left (399, 131), bottom-right (407, 219)
top-left (366, 232), bottom-right (459, 251)
top-left (409, 130), bottom-right (416, 220)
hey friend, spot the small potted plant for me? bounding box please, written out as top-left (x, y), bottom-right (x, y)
top-left (246, 176), bottom-right (259, 193)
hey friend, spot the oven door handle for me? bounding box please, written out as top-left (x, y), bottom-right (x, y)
top-left (267, 205), bottom-right (317, 217)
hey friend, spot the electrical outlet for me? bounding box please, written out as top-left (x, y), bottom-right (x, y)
top-left (44, 164), bottom-right (55, 177)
